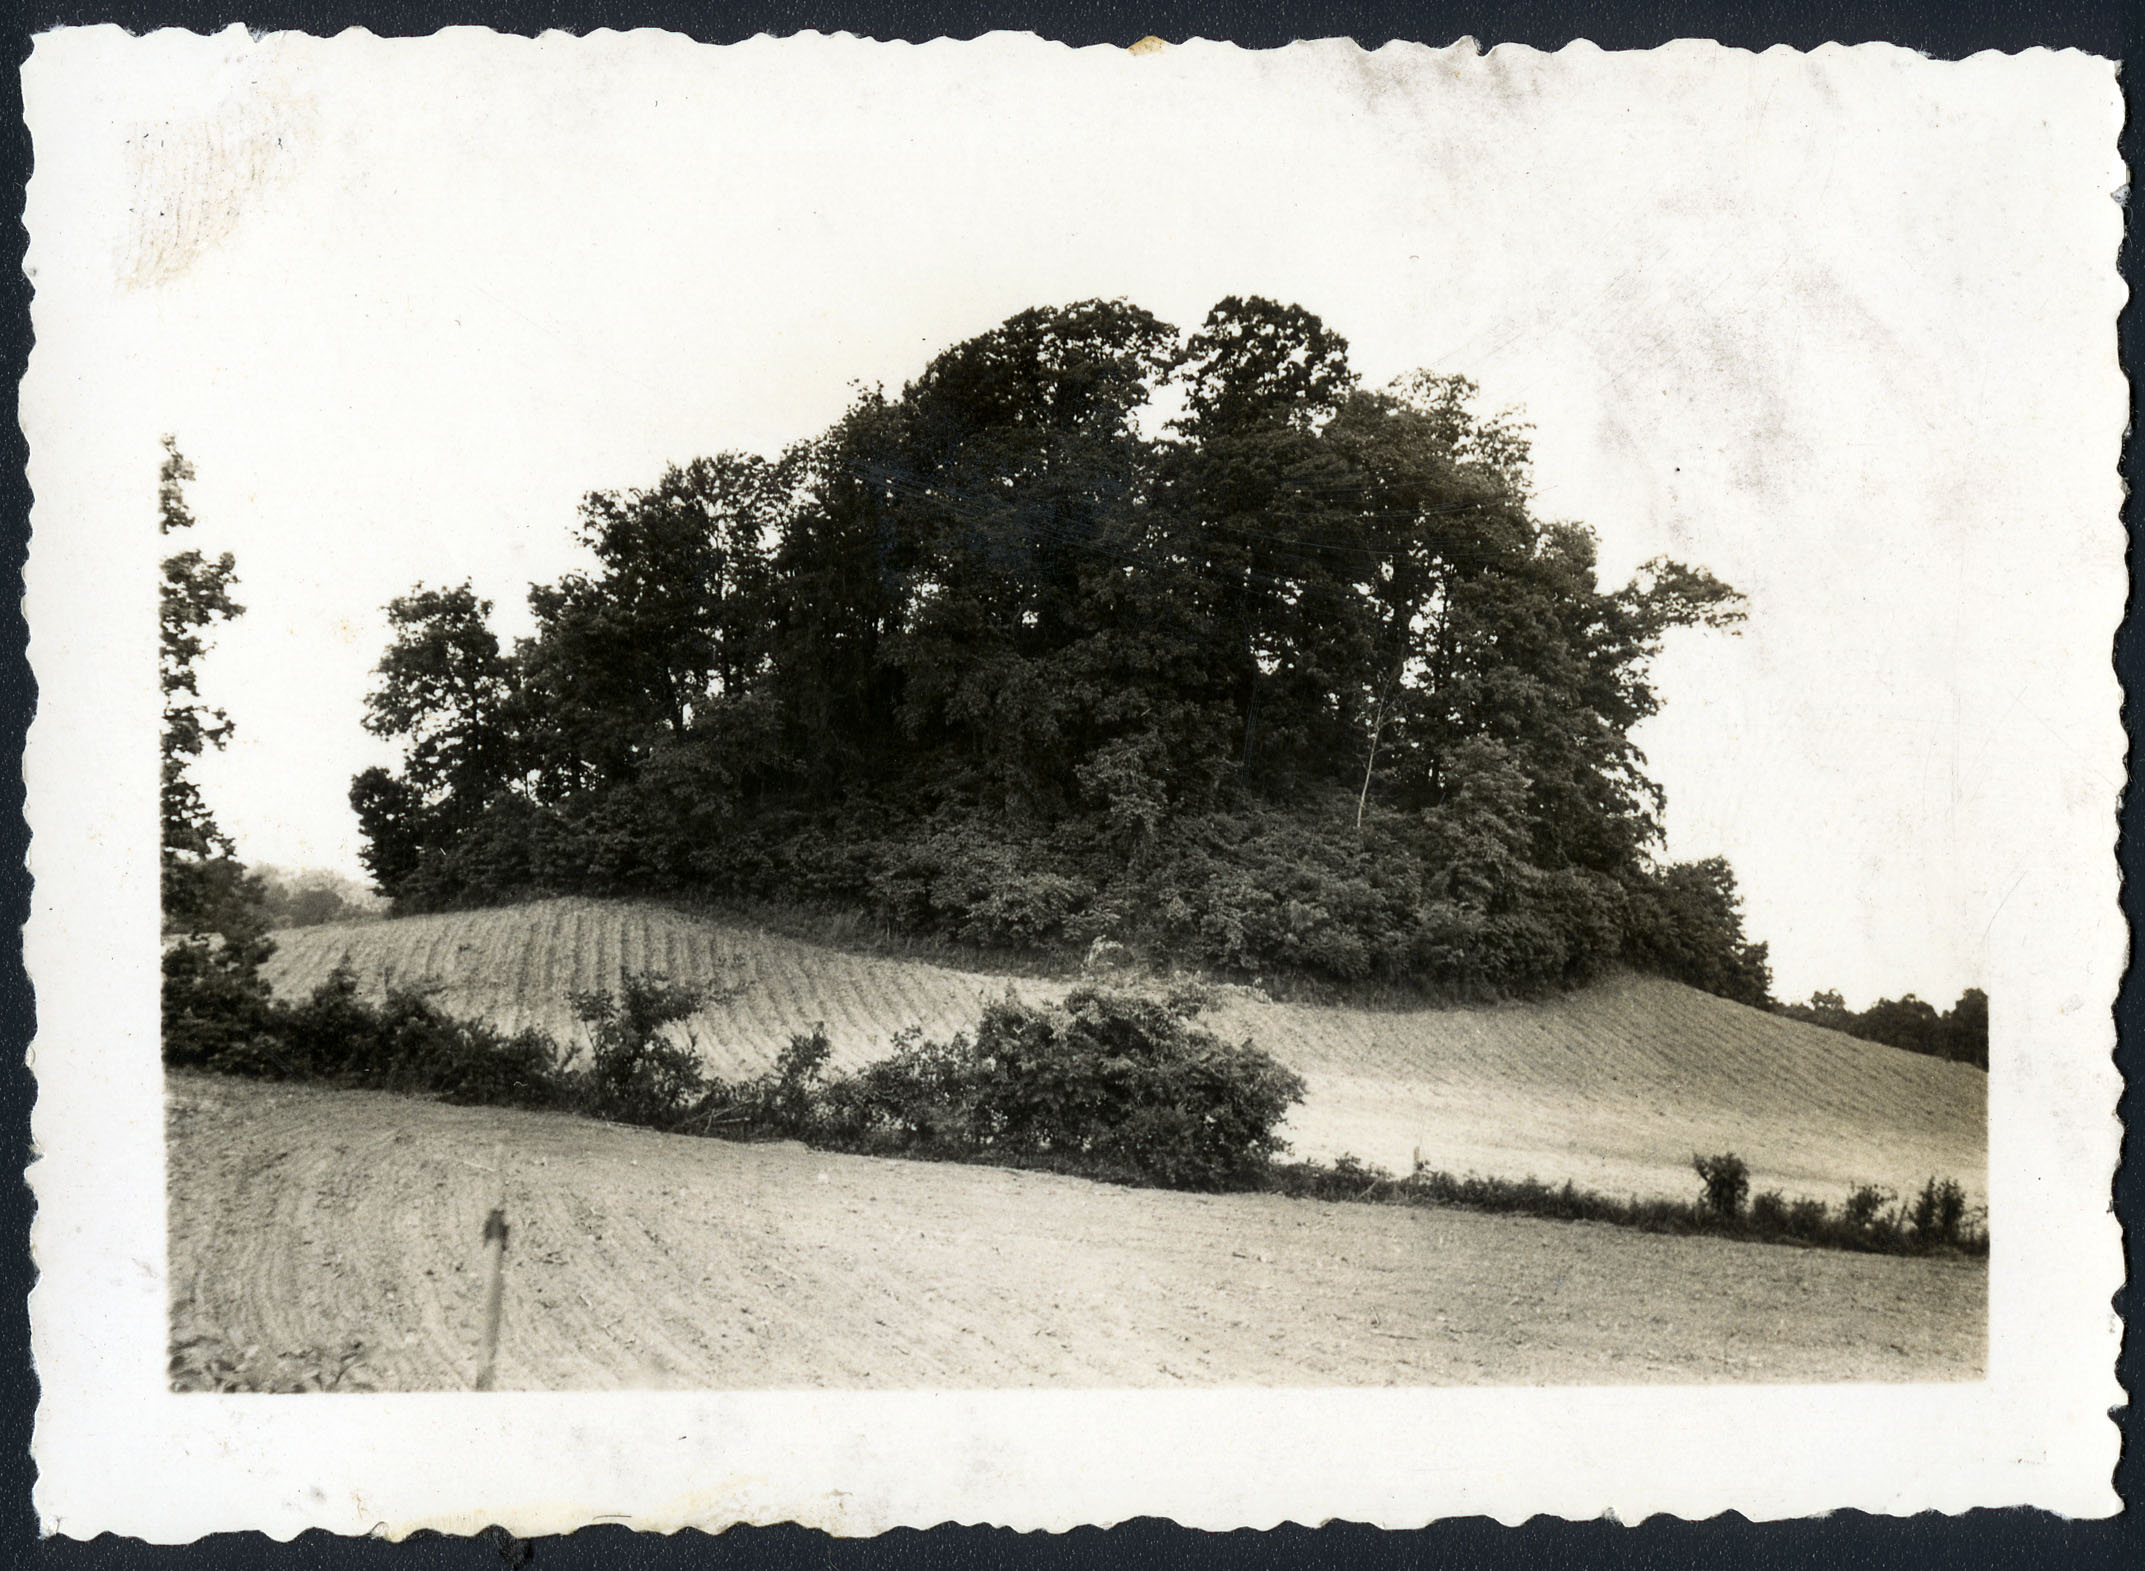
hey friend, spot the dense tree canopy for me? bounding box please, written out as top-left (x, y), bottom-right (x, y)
top-left (353, 297), bottom-right (1770, 1003)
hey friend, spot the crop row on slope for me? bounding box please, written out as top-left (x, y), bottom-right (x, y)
top-left (261, 898), bottom-right (1014, 1079)
top-left (259, 897), bottom-right (1986, 1206)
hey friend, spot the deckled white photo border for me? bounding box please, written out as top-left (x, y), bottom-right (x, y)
top-left (21, 28), bottom-right (2126, 1536)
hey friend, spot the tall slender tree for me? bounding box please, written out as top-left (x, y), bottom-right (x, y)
top-left (160, 439), bottom-right (239, 867)
top-left (159, 438), bottom-right (275, 1063)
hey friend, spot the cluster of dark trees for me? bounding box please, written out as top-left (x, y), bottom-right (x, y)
top-left (351, 296), bottom-right (1772, 1003)
top-left (1776, 987), bottom-right (1989, 1070)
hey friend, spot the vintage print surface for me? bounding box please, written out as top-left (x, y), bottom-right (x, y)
top-left (23, 27), bottom-right (2124, 1535)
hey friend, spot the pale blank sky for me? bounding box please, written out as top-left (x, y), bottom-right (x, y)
top-left (25, 28), bottom-right (2126, 1007)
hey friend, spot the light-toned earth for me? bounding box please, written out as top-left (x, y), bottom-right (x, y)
top-left (263, 898), bottom-right (1988, 1206)
top-left (167, 1073), bottom-right (1986, 1392)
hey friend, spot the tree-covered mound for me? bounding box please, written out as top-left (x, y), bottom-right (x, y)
top-left (352, 297), bottom-right (1771, 1005)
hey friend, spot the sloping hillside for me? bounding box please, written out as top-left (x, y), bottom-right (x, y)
top-left (168, 1074), bottom-right (1986, 1390)
top-left (261, 898), bottom-right (1986, 1206)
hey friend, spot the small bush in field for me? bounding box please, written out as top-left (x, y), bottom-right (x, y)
top-left (1330, 1154), bottom-right (1392, 1187)
top-left (1693, 1152), bottom-right (1749, 1219)
top-left (1785, 1197), bottom-right (1830, 1239)
top-left (817, 1021), bottom-right (976, 1144)
top-left (377, 1001), bottom-right (561, 1107)
top-left (808, 985), bottom-right (1305, 1189)
top-left (328, 974), bottom-right (561, 1107)
top-left (278, 961), bottom-right (378, 1077)
top-left (1910, 1176), bottom-right (1968, 1247)
top-left (570, 975), bottom-right (711, 1128)
top-left (767, 1024), bottom-right (834, 1124)
top-left (983, 985), bottom-right (1307, 1188)
top-left (162, 937), bottom-right (282, 1072)
top-left (191, 958), bottom-right (566, 1108)
top-left (1842, 1183), bottom-right (1892, 1231)
top-left (1749, 1189), bottom-right (1789, 1234)
top-left (695, 1023), bottom-right (839, 1137)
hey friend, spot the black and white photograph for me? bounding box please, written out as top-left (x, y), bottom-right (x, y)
top-left (22, 26), bottom-right (2125, 1534)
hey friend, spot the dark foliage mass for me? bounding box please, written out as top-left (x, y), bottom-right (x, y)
top-left (350, 297), bottom-right (1771, 1003)
top-left (1692, 1151), bottom-right (1751, 1219)
top-left (786, 983), bottom-right (1308, 1189)
top-left (167, 958), bottom-right (567, 1106)
top-left (1776, 986), bottom-right (1988, 1070)
top-left (168, 961), bottom-right (567, 1105)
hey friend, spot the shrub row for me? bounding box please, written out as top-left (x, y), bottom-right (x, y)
top-left (166, 957), bottom-right (574, 1110)
top-left (381, 794), bottom-right (1774, 1007)
top-left (167, 960), bottom-right (1983, 1256)
top-left (166, 962), bottom-right (1305, 1192)
top-left (1265, 1151), bottom-right (1987, 1257)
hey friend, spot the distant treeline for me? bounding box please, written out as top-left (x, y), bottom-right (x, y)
top-left (1776, 987), bottom-right (1988, 1070)
top-left (250, 865), bottom-right (386, 930)
top-left (351, 296), bottom-right (1771, 1004)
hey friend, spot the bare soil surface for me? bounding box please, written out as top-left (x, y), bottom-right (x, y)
top-left (265, 899), bottom-right (1987, 1207)
top-left (167, 1073), bottom-right (1985, 1392)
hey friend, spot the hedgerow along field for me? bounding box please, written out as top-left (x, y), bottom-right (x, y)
top-left (260, 897), bottom-right (1986, 1209)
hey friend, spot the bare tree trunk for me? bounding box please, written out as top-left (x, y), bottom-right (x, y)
top-left (1356, 692), bottom-right (1384, 831)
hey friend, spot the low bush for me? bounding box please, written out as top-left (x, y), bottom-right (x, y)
top-left (793, 985), bottom-right (1307, 1189)
top-left (161, 937), bottom-right (281, 1072)
top-left (569, 975), bottom-right (713, 1128)
top-left (761, 1024), bottom-right (839, 1131)
top-left (675, 1023), bottom-right (840, 1138)
top-left (1693, 1152), bottom-right (1750, 1219)
top-left (1785, 1196), bottom-right (1830, 1240)
top-left (1328, 1153), bottom-right (1392, 1190)
top-left (1842, 1183), bottom-right (1893, 1231)
top-left (976, 985), bottom-right (1306, 1188)
top-left (166, 957), bottom-right (1303, 1191)
top-left (220, 961), bottom-right (569, 1109)
top-left (1910, 1176), bottom-right (1969, 1247)
top-left (371, 1000), bottom-right (562, 1107)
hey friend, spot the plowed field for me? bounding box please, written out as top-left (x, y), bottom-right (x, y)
top-left (262, 899), bottom-right (1986, 1205)
top-left (166, 1073), bottom-right (1986, 1390)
